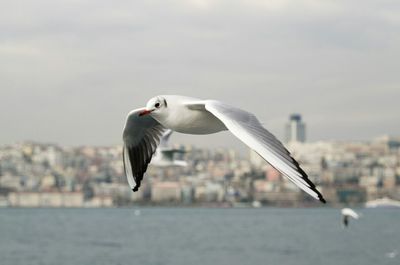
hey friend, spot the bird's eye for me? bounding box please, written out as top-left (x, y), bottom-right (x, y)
top-left (155, 102), bottom-right (160, 108)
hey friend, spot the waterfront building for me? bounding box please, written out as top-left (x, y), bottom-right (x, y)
top-left (285, 114), bottom-right (306, 143)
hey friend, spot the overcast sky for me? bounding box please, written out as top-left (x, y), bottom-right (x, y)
top-left (0, 0), bottom-right (399, 148)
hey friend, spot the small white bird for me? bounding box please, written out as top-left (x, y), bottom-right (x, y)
top-left (151, 129), bottom-right (188, 167)
top-left (122, 95), bottom-right (326, 203)
top-left (341, 208), bottom-right (360, 227)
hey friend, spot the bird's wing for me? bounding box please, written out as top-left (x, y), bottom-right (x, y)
top-left (122, 108), bottom-right (166, 191)
top-left (342, 215), bottom-right (349, 227)
top-left (204, 100), bottom-right (326, 203)
top-left (341, 208), bottom-right (359, 219)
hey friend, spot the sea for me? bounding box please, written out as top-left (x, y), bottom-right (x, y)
top-left (0, 207), bottom-right (399, 265)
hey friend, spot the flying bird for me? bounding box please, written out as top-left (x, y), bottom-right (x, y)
top-left (122, 95), bottom-right (326, 203)
top-left (341, 208), bottom-right (360, 227)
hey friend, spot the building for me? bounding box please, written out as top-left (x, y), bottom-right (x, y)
top-left (8, 192), bottom-right (84, 207)
top-left (285, 114), bottom-right (306, 143)
top-left (151, 181), bottom-right (181, 202)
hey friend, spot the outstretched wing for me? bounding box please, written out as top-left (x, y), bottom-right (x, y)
top-left (341, 208), bottom-right (359, 219)
top-left (204, 100), bottom-right (326, 203)
top-left (122, 108), bottom-right (166, 191)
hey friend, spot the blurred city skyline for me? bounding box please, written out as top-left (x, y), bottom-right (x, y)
top-left (2, 134), bottom-right (400, 207)
top-left (1, 0), bottom-right (399, 148)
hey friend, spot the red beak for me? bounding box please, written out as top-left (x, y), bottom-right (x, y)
top-left (139, 109), bottom-right (152, 116)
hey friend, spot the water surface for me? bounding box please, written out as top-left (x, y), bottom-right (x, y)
top-left (0, 208), bottom-right (399, 265)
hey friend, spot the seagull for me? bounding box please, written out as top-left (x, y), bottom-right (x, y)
top-left (122, 95), bottom-right (326, 203)
top-left (341, 208), bottom-right (360, 227)
top-left (151, 129), bottom-right (188, 167)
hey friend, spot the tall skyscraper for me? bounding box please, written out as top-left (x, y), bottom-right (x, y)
top-left (285, 114), bottom-right (306, 143)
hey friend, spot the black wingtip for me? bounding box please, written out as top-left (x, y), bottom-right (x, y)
top-left (319, 196), bottom-right (327, 204)
top-left (132, 186), bottom-right (139, 192)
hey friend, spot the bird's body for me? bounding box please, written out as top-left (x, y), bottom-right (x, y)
top-left (149, 96), bottom-right (227, 134)
top-left (341, 208), bottom-right (360, 227)
top-left (122, 95), bottom-right (326, 203)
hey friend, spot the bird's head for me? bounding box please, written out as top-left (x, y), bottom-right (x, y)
top-left (139, 96), bottom-right (168, 117)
